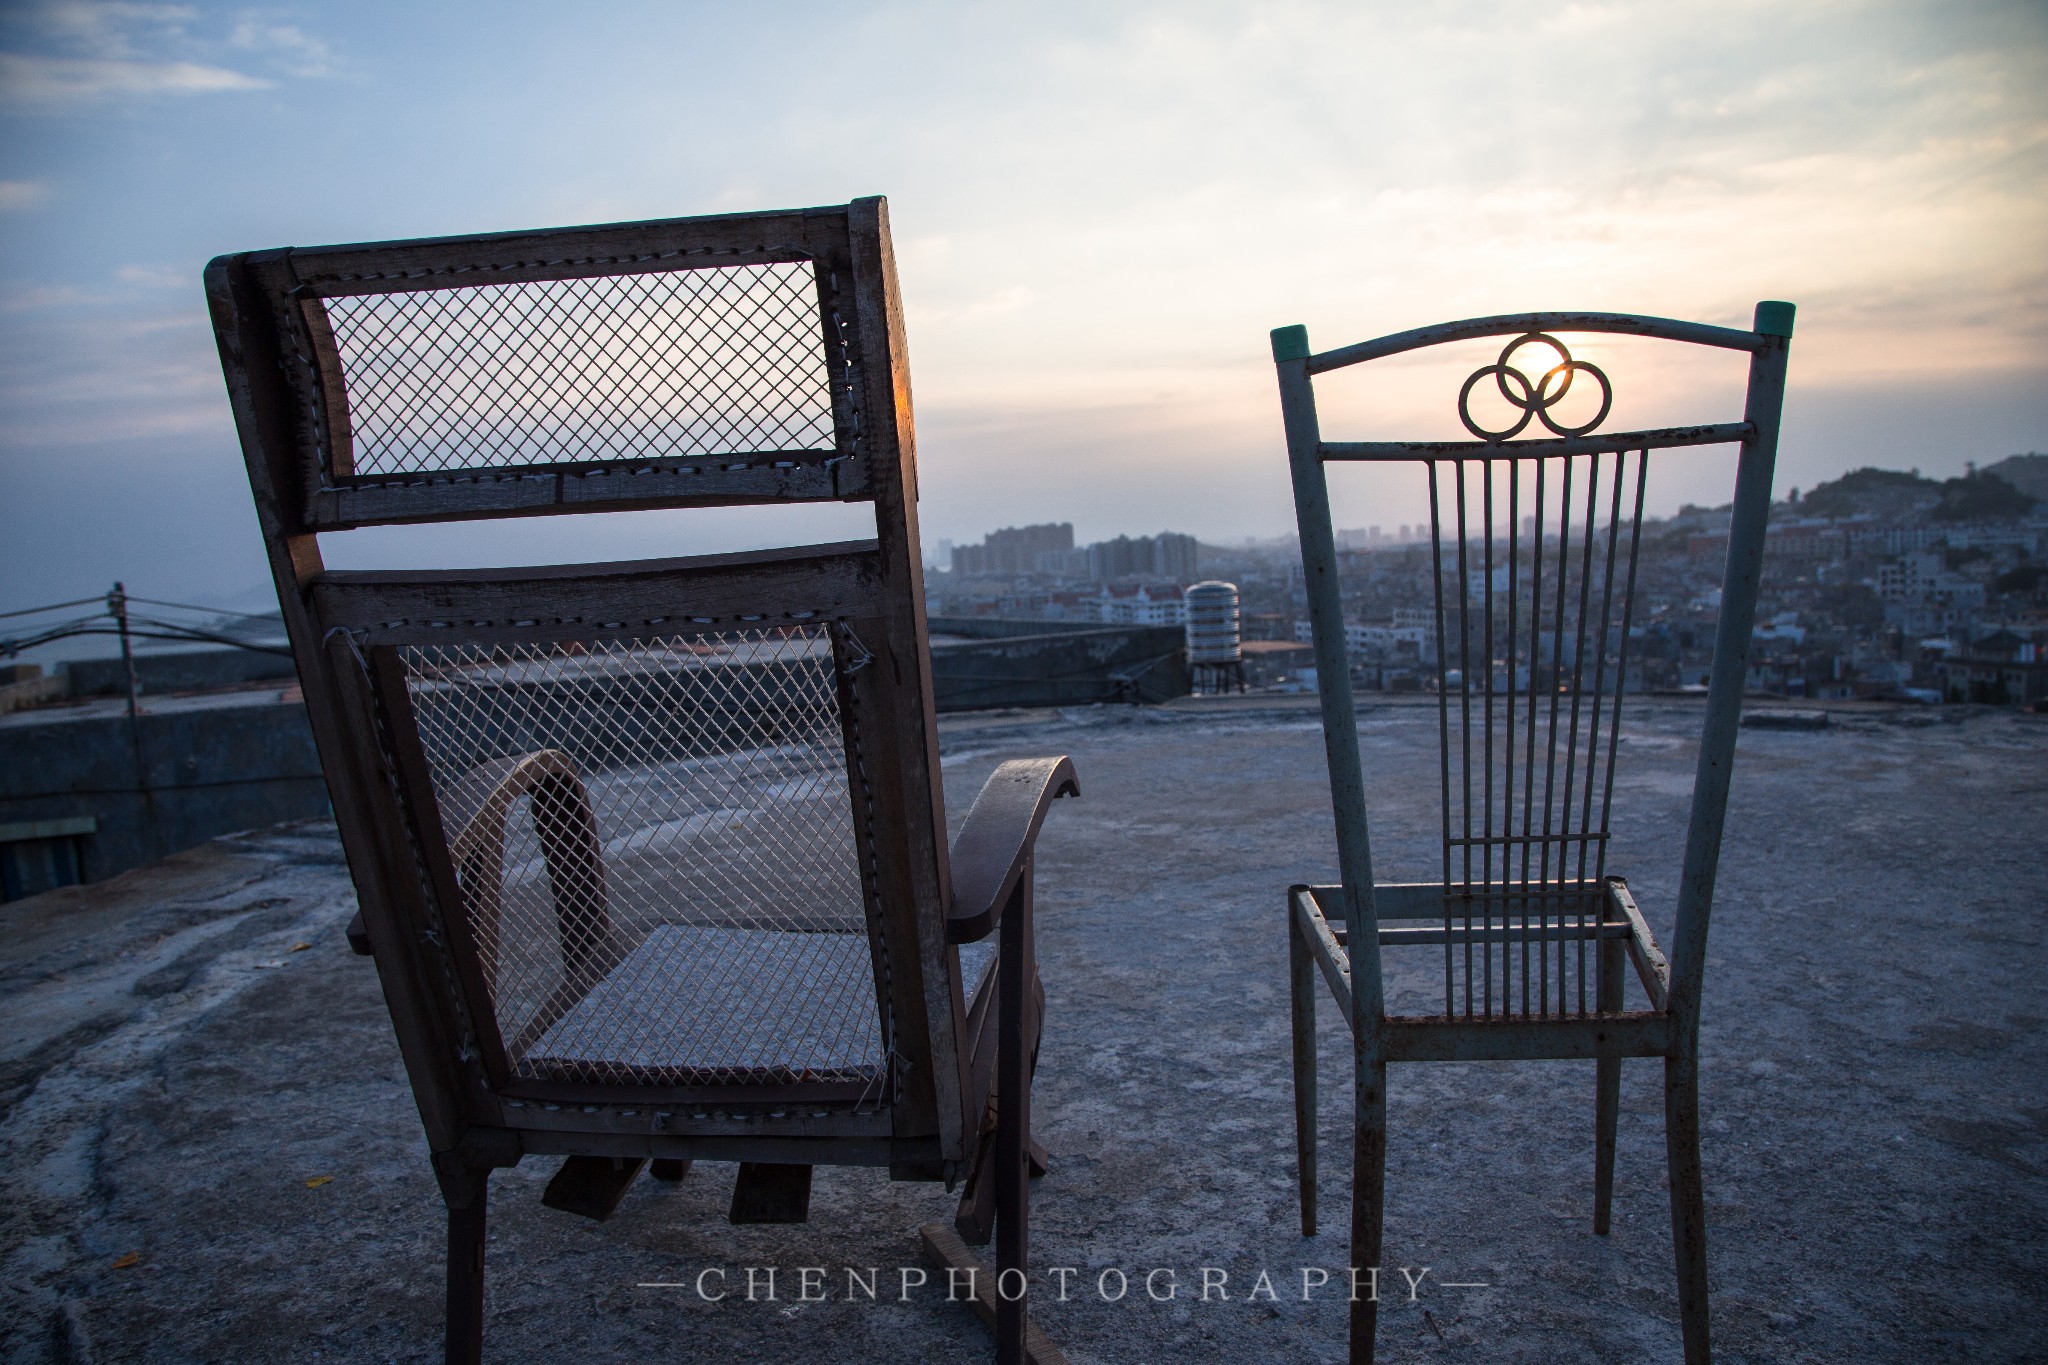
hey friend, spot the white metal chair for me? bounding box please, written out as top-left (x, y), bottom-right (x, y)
top-left (1274, 305), bottom-right (1794, 1364)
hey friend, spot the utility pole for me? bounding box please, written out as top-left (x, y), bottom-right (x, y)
top-left (108, 582), bottom-right (148, 805)
top-left (109, 581), bottom-right (141, 723)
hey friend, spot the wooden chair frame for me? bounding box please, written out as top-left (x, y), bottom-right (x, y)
top-left (1273, 305), bottom-right (1793, 1365)
top-left (207, 198), bottom-right (1075, 1365)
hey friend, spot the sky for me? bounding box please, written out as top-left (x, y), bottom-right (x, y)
top-left (1, 0), bottom-right (2044, 618)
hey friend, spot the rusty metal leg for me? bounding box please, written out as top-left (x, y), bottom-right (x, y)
top-left (1594, 935), bottom-right (1625, 1234)
top-left (1593, 1063), bottom-right (1622, 1233)
top-left (1349, 1056), bottom-right (1386, 1365)
top-left (1665, 1050), bottom-right (1711, 1365)
top-left (1290, 897), bottom-right (1319, 1237)
top-left (433, 1158), bottom-right (489, 1365)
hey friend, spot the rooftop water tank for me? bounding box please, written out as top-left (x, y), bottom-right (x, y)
top-left (1184, 581), bottom-right (1242, 664)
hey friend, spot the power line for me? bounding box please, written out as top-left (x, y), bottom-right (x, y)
top-left (0, 596), bottom-right (106, 622)
top-left (126, 594), bottom-right (279, 619)
top-left (0, 593), bottom-right (290, 659)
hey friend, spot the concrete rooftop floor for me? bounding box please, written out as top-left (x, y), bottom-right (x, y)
top-left (2, 695), bottom-right (2044, 1364)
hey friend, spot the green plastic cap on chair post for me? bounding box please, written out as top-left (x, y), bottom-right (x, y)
top-left (1270, 325), bottom-right (1311, 363)
top-left (1753, 301), bottom-right (1796, 338)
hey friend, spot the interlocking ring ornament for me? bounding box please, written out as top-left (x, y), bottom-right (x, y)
top-left (1456, 333), bottom-right (1612, 442)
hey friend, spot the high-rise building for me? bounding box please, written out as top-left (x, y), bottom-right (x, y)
top-left (1087, 531), bottom-right (1197, 580)
top-left (952, 524), bottom-right (1198, 581)
top-left (951, 522), bottom-right (1074, 575)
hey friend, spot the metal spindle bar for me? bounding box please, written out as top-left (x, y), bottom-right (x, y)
top-left (1596, 450), bottom-right (1652, 887)
top-left (1502, 461), bottom-right (1520, 1014)
top-left (1408, 913), bottom-right (1622, 944)
top-left (1433, 892), bottom-right (1605, 912)
top-left (1431, 884), bottom-right (1609, 902)
top-left (1316, 421), bottom-right (1749, 461)
top-left (1537, 455), bottom-right (1574, 1014)
top-left (1448, 831), bottom-right (1610, 846)
top-left (1577, 451), bottom-right (1628, 878)
top-left (1519, 457), bottom-right (1545, 1016)
top-left (1428, 461), bottom-right (1454, 1017)
top-left (1577, 451), bottom-right (1630, 1013)
top-left (1481, 459), bottom-right (1495, 1016)
top-left (1559, 455), bottom-right (1602, 1014)
top-left (1454, 459), bottom-right (1474, 1016)
top-left (1577, 452), bottom-right (1628, 880)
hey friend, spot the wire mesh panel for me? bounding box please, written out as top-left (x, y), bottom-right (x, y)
top-left (1426, 447), bottom-right (1650, 1019)
top-left (389, 625), bottom-right (895, 1093)
top-left (319, 261), bottom-right (838, 478)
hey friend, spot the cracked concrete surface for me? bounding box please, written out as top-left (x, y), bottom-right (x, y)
top-left (1, 696), bottom-right (2043, 1363)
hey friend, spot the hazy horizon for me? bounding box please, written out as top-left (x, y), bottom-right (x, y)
top-left (3, 0), bottom-right (2044, 618)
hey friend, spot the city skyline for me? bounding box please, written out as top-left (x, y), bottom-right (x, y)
top-left (934, 453), bottom-right (2047, 562)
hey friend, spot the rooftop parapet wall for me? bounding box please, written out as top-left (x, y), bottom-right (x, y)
top-left (0, 690), bottom-right (327, 890)
top-left (0, 627), bottom-right (1190, 896)
top-left (62, 648), bottom-right (296, 698)
top-left (926, 619), bottom-right (1189, 710)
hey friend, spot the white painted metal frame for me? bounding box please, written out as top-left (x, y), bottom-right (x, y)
top-left (1274, 304), bottom-right (1794, 1365)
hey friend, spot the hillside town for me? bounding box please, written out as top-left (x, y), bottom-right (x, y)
top-left (925, 453), bottom-right (2048, 706)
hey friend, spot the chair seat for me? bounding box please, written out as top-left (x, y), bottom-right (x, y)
top-left (520, 925), bottom-right (996, 1085)
top-left (1289, 880), bottom-right (1673, 1052)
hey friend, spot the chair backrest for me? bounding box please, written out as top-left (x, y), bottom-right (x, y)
top-left (1271, 307), bottom-right (1793, 1032)
top-left (208, 199), bottom-right (980, 1169)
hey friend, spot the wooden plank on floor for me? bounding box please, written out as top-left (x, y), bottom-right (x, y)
top-left (540, 1155), bottom-right (646, 1222)
top-left (728, 1162), bottom-right (812, 1224)
top-left (918, 1223), bottom-right (1068, 1365)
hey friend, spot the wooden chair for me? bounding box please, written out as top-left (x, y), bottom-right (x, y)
top-left (206, 197), bottom-right (1076, 1365)
top-left (1272, 306), bottom-right (1794, 1364)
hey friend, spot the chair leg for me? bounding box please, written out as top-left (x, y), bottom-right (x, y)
top-left (955, 1121), bottom-right (998, 1246)
top-left (1665, 1051), bottom-right (1712, 1365)
top-left (1026, 972), bottom-right (1050, 1181)
top-left (994, 870), bottom-right (1036, 1365)
top-left (996, 1068), bottom-right (1030, 1365)
top-left (1289, 897), bottom-right (1319, 1237)
top-left (1594, 1056), bottom-right (1621, 1234)
top-left (1594, 935), bottom-right (1625, 1234)
top-left (1350, 1056), bottom-right (1386, 1365)
top-left (434, 1160), bottom-right (489, 1365)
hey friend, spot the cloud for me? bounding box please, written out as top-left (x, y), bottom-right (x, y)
top-left (0, 284), bottom-right (89, 313)
top-left (0, 2), bottom-right (336, 105)
top-left (0, 306), bottom-right (223, 448)
top-left (27, 2), bottom-right (200, 61)
top-left (227, 17), bottom-right (335, 78)
top-left (0, 180), bottom-right (49, 212)
top-left (0, 52), bottom-right (268, 104)
top-left (116, 263), bottom-right (187, 288)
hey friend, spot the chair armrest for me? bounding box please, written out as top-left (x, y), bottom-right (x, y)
top-left (945, 757), bottom-right (1079, 945)
top-left (342, 749), bottom-right (610, 983)
top-left (441, 749), bottom-right (587, 865)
